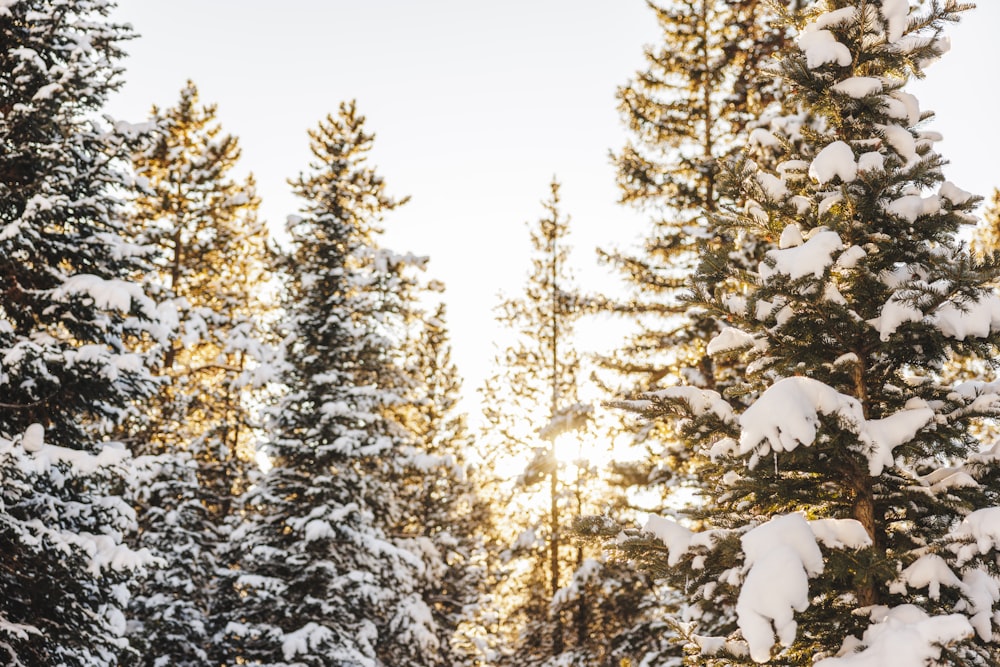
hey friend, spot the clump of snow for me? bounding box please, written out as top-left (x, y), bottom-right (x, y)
top-left (708, 327), bottom-right (761, 356)
top-left (811, 6), bottom-right (858, 32)
top-left (950, 507), bottom-right (1000, 566)
top-left (54, 274), bottom-right (155, 317)
top-left (738, 377), bottom-right (934, 475)
top-left (779, 223), bottom-right (803, 249)
top-left (757, 172), bottom-right (788, 201)
top-left (798, 16), bottom-right (853, 69)
top-left (20, 423), bottom-right (44, 452)
top-left (836, 245), bottom-right (867, 269)
top-left (644, 515), bottom-right (693, 566)
top-left (934, 296), bottom-right (1000, 340)
top-left (872, 292), bottom-right (1000, 342)
top-left (892, 554), bottom-right (961, 600)
top-left (759, 228), bottom-right (844, 282)
top-left (878, 124), bottom-right (917, 165)
top-left (857, 152), bottom-right (885, 174)
top-left (939, 181), bottom-right (974, 206)
top-left (885, 194), bottom-right (939, 223)
top-left (810, 142), bottom-right (857, 183)
top-left (815, 605), bottom-right (972, 667)
top-left (881, 0), bottom-right (909, 43)
top-left (809, 518), bottom-right (872, 550)
top-left (644, 386), bottom-right (736, 424)
top-left (957, 569), bottom-right (1000, 641)
top-left (882, 91), bottom-right (921, 125)
top-left (832, 77), bottom-right (883, 98)
top-left (737, 514), bottom-right (823, 663)
top-left (750, 128), bottom-right (781, 148)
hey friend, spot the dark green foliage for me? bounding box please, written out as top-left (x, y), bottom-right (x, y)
top-left (612, 1), bottom-right (1000, 664)
top-left (0, 0), bottom-right (156, 448)
top-left (219, 102), bottom-right (447, 667)
top-left (0, 1), bottom-right (159, 664)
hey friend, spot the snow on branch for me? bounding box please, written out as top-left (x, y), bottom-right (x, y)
top-left (734, 377), bottom-right (934, 475)
top-left (53, 273), bottom-right (156, 318)
top-left (644, 512), bottom-right (871, 663)
top-left (814, 605), bottom-right (972, 667)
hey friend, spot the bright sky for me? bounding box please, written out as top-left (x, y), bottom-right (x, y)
top-left (106, 1), bottom-right (1000, 409)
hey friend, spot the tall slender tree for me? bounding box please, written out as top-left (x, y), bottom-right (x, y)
top-left (390, 301), bottom-right (492, 667)
top-left (602, 0), bottom-right (803, 394)
top-left (482, 180), bottom-right (643, 666)
top-left (218, 101), bottom-right (442, 667)
top-left (123, 81), bottom-right (275, 667)
top-left (612, 2), bottom-right (1000, 664)
top-left (0, 0), bottom-right (159, 663)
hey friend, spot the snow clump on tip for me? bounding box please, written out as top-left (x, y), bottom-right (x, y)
top-left (809, 141), bottom-right (857, 184)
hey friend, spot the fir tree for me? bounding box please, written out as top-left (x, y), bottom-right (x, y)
top-left (482, 180), bottom-right (644, 666)
top-left (602, 0), bottom-right (802, 394)
top-left (123, 81), bottom-right (275, 666)
top-left (219, 101), bottom-right (441, 667)
top-left (612, 2), bottom-right (1000, 664)
top-left (0, 0), bottom-right (157, 446)
top-left (390, 302), bottom-right (492, 667)
top-left (0, 0), bottom-right (158, 663)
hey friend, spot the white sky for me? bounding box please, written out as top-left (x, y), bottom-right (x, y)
top-left (106, 1), bottom-right (1000, 408)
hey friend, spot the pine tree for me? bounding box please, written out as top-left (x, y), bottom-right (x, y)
top-left (219, 101), bottom-right (442, 667)
top-left (481, 180), bottom-right (644, 666)
top-left (0, 1), bottom-right (159, 663)
top-left (390, 302), bottom-right (492, 667)
top-left (123, 81), bottom-right (275, 666)
top-left (612, 2), bottom-right (1000, 664)
top-left (602, 0), bottom-right (802, 394)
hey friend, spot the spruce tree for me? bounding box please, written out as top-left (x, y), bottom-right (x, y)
top-left (603, 0), bottom-right (802, 394)
top-left (123, 81), bottom-right (275, 667)
top-left (219, 101), bottom-right (441, 667)
top-left (613, 2), bottom-right (1000, 664)
top-left (0, 0), bottom-right (158, 663)
top-left (390, 302), bottom-right (492, 667)
top-left (481, 180), bottom-right (647, 666)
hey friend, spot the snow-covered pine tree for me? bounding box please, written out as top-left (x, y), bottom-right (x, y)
top-left (615, 1), bottom-right (1000, 664)
top-left (0, 0), bottom-right (159, 663)
top-left (218, 101), bottom-right (441, 667)
top-left (122, 81), bottom-right (275, 667)
top-left (602, 0), bottom-right (802, 395)
top-left (389, 302), bottom-right (492, 667)
top-left (128, 79), bottom-right (272, 487)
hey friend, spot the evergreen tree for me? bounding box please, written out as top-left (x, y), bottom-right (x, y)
top-left (602, 0), bottom-right (802, 394)
top-left (611, 2), bottom-right (1000, 664)
top-left (482, 181), bottom-right (647, 666)
top-left (219, 101), bottom-right (441, 667)
top-left (0, 0), bottom-right (157, 446)
top-left (0, 426), bottom-right (155, 666)
top-left (123, 81), bottom-right (275, 666)
top-left (390, 302), bottom-right (492, 667)
top-left (0, 0), bottom-right (159, 663)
